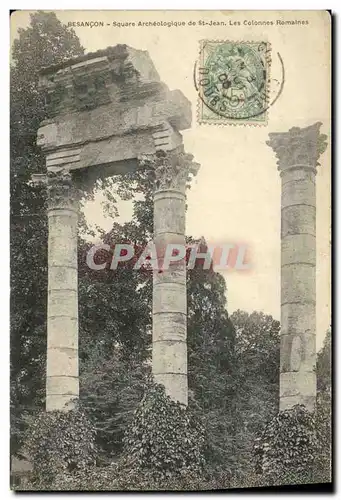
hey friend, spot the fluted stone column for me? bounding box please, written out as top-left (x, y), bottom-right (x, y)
top-left (151, 148), bottom-right (199, 406)
top-left (267, 122), bottom-right (327, 412)
top-left (46, 169), bottom-right (79, 411)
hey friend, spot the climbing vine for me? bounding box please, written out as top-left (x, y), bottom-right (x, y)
top-left (254, 405), bottom-right (317, 485)
top-left (122, 382), bottom-right (206, 481)
top-left (24, 406), bottom-right (97, 487)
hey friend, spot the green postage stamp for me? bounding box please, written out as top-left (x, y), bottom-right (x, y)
top-left (195, 40), bottom-right (272, 126)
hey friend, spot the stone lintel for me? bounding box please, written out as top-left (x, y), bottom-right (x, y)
top-left (37, 91), bottom-right (191, 152)
top-left (37, 46), bottom-right (192, 175)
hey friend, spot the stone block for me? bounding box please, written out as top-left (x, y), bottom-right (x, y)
top-left (154, 373), bottom-right (188, 406)
top-left (280, 371), bottom-right (316, 398)
top-left (153, 312), bottom-right (186, 342)
top-left (281, 204), bottom-right (316, 237)
top-left (48, 289), bottom-right (78, 318)
top-left (152, 340), bottom-right (187, 375)
top-left (282, 233), bottom-right (315, 266)
top-left (46, 375), bottom-right (79, 396)
top-left (280, 332), bottom-right (316, 372)
top-left (47, 317), bottom-right (78, 350)
top-left (46, 394), bottom-right (78, 412)
top-left (48, 266), bottom-right (78, 291)
top-left (153, 282), bottom-right (187, 314)
top-left (281, 302), bottom-right (315, 336)
top-left (154, 196), bottom-right (186, 235)
top-left (282, 178), bottom-right (316, 209)
top-left (281, 263), bottom-right (316, 304)
top-left (48, 214), bottom-right (78, 267)
top-left (46, 347), bottom-right (78, 378)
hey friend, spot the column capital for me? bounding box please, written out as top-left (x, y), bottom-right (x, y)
top-left (139, 147), bottom-right (200, 192)
top-left (267, 122), bottom-right (328, 174)
top-left (47, 169), bottom-right (80, 212)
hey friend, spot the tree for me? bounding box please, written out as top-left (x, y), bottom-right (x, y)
top-left (316, 328), bottom-right (331, 393)
top-left (10, 11), bottom-right (84, 455)
top-left (315, 328), bottom-right (332, 482)
top-left (229, 310), bottom-right (280, 475)
top-left (76, 170), bottom-right (237, 461)
top-left (80, 343), bottom-right (149, 458)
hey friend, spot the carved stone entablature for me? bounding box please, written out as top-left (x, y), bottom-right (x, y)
top-left (139, 147), bottom-right (200, 192)
top-left (266, 122), bottom-right (328, 174)
top-left (39, 44), bottom-right (168, 117)
top-left (47, 169), bottom-right (80, 211)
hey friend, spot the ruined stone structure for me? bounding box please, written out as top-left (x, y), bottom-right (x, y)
top-left (267, 122), bottom-right (327, 411)
top-left (35, 45), bottom-right (198, 411)
top-left (143, 149), bottom-right (199, 405)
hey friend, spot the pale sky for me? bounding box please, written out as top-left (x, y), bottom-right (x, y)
top-left (11, 10), bottom-right (331, 348)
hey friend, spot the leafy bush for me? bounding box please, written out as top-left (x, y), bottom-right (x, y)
top-left (122, 382), bottom-right (206, 480)
top-left (80, 346), bottom-right (149, 457)
top-left (24, 405), bottom-right (97, 487)
top-left (254, 405), bottom-right (318, 485)
top-left (20, 461), bottom-right (233, 491)
top-left (314, 390), bottom-right (332, 483)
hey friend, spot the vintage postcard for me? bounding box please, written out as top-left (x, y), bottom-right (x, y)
top-left (10, 10), bottom-right (331, 491)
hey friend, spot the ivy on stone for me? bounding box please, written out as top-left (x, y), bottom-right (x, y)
top-left (24, 406), bottom-right (97, 487)
top-left (122, 382), bottom-right (206, 480)
top-left (254, 404), bottom-right (317, 485)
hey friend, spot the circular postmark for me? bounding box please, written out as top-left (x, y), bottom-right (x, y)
top-left (194, 40), bottom-right (285, 124)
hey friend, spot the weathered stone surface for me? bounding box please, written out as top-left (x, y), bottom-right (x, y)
top-left (47, 317), bottom-right (78, 350)
top-left (281, 204), bottom-right (316, 237)
top-left (282, 233), bottom-right (315, 266)
top-left (281, 263), bottom-right (316, 304)
top-left (153, 312), bottom-right (186, 342)
top-left (281, 302), bottom-right (315, 336)
top-left (153, 268), bottom-right (186, 287)
top-left (48, 266), bottom-right (78, 291)
top-left (153, 340), bottom-right (187, 375)
top-left (153, 196), bottom-right (186, 235)
top-left (154, 373), bottom-right (188, 405)
top-left (46, 347), bottom-right (79, 378)
top-left (37, 46), bottom-right (192, 178)
top-left (45, 169), bottom-right (79, 411)
top-left (153, 282), bottom-right (187, 315)
top-left (150, 147), bottom-right (200, 406)
top-left (281, 167), bottom-right (316, 184)
top-left (37, 46), bottom-right (197, 413)
top-left (267, 123), bottom-right (327, 412)
top-left (48, 289), bottom-right (77, 318)
top-left (281, 178), bottom-right (315, 208)
top-left (46, 375), bottom-right (79, 395)
top-left (45, 394), bottom-right (78, 412)
top-left (280, 371), bottom-right (316, 397)
top-left (280, 371), bottom-right (316, 412)
top-left (280, 332), bottom-right (315, 373)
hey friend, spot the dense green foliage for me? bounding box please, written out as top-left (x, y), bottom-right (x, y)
top-left (254, 405), bottom-right (317, 485)
top-left (11, 12), bottom-right (331, 492)
top-left (10, 11), bottom-right (84, 456)
top-left (80, 345), bottom-right (149, 457)
top-left (122, 383), bottom-right (206, 478)
top-left (24, 406), bottom-right (97, 488)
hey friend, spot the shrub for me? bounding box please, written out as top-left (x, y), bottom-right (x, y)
top-left (122, 382), bottom-right (206, 480)
top-left (24, 405), bottom-right (97, 488)
top-left (254, 405), bottom-right (318, 485)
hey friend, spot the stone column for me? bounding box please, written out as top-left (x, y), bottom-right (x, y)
top-left (267, 122), bottom-right (327, 412)
top-left (46, 168), bottom-right (79, 411)
top-left (150, 148), bottom-right (199, 406)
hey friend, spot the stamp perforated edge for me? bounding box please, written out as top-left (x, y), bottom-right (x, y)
top-left (195, 39), bottom-right (272, 127)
